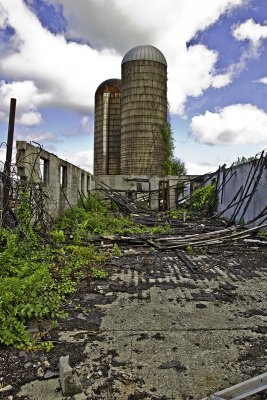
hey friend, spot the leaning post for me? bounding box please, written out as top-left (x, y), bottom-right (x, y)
top-left (2, 98), bottom-right (16, 227)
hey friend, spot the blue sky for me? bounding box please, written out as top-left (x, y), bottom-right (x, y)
top-left (0, 0), bottom-right (267, 174)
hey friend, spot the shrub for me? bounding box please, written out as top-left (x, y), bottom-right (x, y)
top-left (190, 183), bottom-right (216, 212)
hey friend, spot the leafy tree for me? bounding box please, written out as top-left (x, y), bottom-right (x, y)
top-left (233, 156), bottom-right (256, 166)
top-left (170, 157), bottom-right (187, 175)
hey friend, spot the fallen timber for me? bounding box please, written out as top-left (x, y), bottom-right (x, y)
top-left (203, 370), bottom-right (267, 400)
top-left (65, 221), bottom-right (267, 253)
top-left (147, 222), bottom-right (267, 250)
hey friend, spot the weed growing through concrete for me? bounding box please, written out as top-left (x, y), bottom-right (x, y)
top-left (0, 193), bottom-right (171, 351)
top-left (189, 183), bottom-right (217, 213)
top-left (113, 243), bottom-right (122, 257)
top-left (91, 267), bottom-right (108, 279)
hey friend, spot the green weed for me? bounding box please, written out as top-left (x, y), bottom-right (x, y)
top-left (113, 243), bottom-right (122, 257)
top-left (91, 267), bottom-right (108, 279)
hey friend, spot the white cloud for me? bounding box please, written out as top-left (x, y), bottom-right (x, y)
top-left (56, 0), bottom-right (245, 114)
top-left (17, 111), bottom-right (42, 126)
top-left (212, 72), bottom-right (233, 89)
top-left (0, 3), bottom-right (8, 29)
top-left (62, 116), bottom-right (93, 137)
top-left (185, 160), bottom-right (219, 175)
top-left (0, 0), bottom-right (121, 115)
top-left (257, 76), bottom-right (267, 85)
top-left (191, 104), bottom-right (267, 145)
top-left (210, 18), bottom-right (267, 87)
top-left (0, 147), bottom-right (6, 164)
top-left (232, 18), bottom-right (267, 48)
top-left (0, 80), bottom-right (49, 126)
top-left (81, 116), bottom-right (89, 128)
top-left (57, 149), bottom-right (94, 173)
top-left (0, 0), bottom-right (245, 119)
top-left (16, 131), bottom-right (60, 143)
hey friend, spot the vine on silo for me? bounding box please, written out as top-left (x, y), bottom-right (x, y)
top-left (162, 122), bottom-right (174, 175)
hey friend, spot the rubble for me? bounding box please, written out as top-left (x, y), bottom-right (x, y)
top-left (59, 355), bottom-right (82, 396)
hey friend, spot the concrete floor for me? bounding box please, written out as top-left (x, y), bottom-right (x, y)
top-left (17, 241), bottom-right (267, 400)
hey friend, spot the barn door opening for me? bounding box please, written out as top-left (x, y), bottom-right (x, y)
top-left (159, 180), bottom-right (169, 210)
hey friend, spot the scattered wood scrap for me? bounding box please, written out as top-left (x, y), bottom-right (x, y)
top-left (147, 222), bottom-right (267, 250)
top-left (202, 369), bottom-right (267, 400)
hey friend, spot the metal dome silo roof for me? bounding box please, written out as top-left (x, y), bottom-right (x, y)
top-left (122, 45), bottom-right (167, 66)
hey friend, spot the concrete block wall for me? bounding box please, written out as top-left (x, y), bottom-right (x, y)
top-left (16, 141), bottom-right (94, 219)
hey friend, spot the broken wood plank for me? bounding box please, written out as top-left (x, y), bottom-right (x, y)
top-left (203, 370), bottom-right (267, 400)
top-left (176, 250), bottom-right (197, 273)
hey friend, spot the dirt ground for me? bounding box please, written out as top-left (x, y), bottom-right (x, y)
top-left (1, 218), bottom-right (267, 400)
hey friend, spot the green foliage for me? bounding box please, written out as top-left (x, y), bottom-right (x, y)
top-left (81, 193), bottom-right (109, 213)
top-left (91, 267), bottom-right (108, 279)
top-left (161, 122), bottom-right (174, 175)
top-left (190, 183), bottom-right (216, 212)
top-left (113, 243), bottom-right (121, 257)
top-left (256, 229), bottom-right (266, 238)
top-left (56, 194), bottom-right (171, 239)
top-left (0, 228), bottom-right (104, 350)
top-left (0, 192), bottom-right (170, 351)
top-left (170, 208), bottom-right (188, 220)
top-left (169, 157), bottom-right (187, 175)
top-left (50, 230), bottom-right (65, 243)
top-left (0, 194), bottom-right (105, 350)
top-left (233, 156), bottom-right (256, 166)
top-left (186, 244), bottom-right (193, 254)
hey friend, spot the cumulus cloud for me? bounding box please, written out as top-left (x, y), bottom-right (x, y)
top-left (48, 0), bottom-right (151, 52)
top-left (232, 18), bottom-right (267, 48)
top-left (223, 18), bottom-right (267, 81)
top-left (16, 111), bottom-right (42, 126)
top-left (0, 80), bottom-right (49, 126)
top-left (212, 72), bottom-right (233, 89)
top-left (0, 0), bottom-right (121, 115)
top-left (51, 0), bottom-right (245, 114)
top-left (185, 160), bottom-right (219, 175)
top-left (16, 131), bottom-right (60, 143)
top-left (0, 0), bottom-right (245, 119)
top-left (258, 76), bottom-right (267, 84)
top-left (207, 18), bottom-right (267, 90)
top-left (57, 149), bottom-right (94, 172)
top-left (191, 104), bottom-right (267, 145)
top-left (0, 3), bottom-right (8, 29)
top-left (62, 115), bottom-right (93, 137)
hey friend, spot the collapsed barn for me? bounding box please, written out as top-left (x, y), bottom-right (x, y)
top-left (0, 46), bottom-right (267, 400)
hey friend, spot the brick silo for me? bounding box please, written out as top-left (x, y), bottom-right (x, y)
top-left (120, 45), bottom-right (167, 175)
top-left (94, 79), bottom-right (121, 175)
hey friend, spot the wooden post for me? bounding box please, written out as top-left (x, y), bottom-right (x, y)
top-left (2, 98), bottom-right (16, 227)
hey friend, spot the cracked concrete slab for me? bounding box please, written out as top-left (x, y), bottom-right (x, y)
top-left (6, 233), bottom-right (267, 400)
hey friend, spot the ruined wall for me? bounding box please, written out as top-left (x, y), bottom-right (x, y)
top-left (16, 141), bottom-right (94, 219)
top-left (207, 155), bottom-right (267, 228)
top-left (95, 174), bottom-right (198, 210)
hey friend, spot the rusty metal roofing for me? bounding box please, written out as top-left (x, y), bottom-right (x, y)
top-left (95, 79), bottom-right (121, 95)
top-left (122, 45), bottom-right (167, 66)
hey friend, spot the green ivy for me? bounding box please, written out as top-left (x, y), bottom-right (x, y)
top-left (0, 192), bottom-right (171, 350)
top-left (189, 183), bottom-right (217, 212)
top-left (161, 122), bottom-right (174, 175)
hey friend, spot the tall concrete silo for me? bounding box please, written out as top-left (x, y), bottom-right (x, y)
top-left (94, 79), bottom-right (121, 175)
top-left (120, 45), bottom-right (167, 175)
